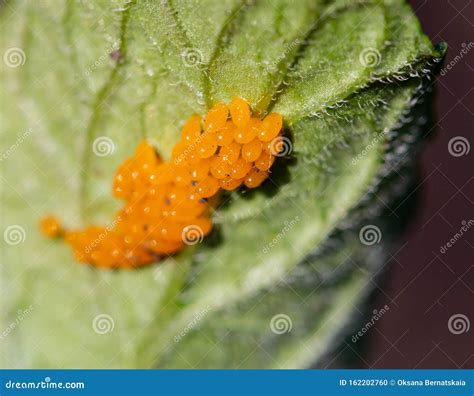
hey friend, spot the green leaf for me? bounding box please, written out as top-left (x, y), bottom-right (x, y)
top-left (0, 0), bottom-right (444, 368)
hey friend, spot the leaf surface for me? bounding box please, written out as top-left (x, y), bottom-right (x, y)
top-left (0, 0), bottom-right (442, 367)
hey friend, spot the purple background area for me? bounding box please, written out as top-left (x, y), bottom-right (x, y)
top-left (364, 0), bottom-right (474, 368)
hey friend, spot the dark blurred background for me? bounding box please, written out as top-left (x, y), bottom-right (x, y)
top-left (363, 0), bottom-right (474, 368)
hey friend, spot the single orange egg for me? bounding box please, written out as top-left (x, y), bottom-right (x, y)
top-left (244, 168), bottom-right (269, 188)
top-left (218, 142), bottom-right (241, 163)
top-left (219, 176), bottom-right (243, 191)
top-left (215, 121), bottom-right (235, 146)
top-left (229, 97), bottom-right (251, 127)
top-left (196, 131), bottom-right (218, 158)
top-left (204, 102), bottom-right (229, 132)
top-left (230, 158), bottom-right (252, 179)
top-left (40, 216), bottom-right (63, 238)
top-left (242, 138), bottom-right (263, 162)
top-left (255, 150), bottom-right (275, 171)
top-left (181, 114), bottom-right (202, 145)
top-left (196, 176), bottom-right (220, 198)
top-left (259, 113), bottom-right (283, 142)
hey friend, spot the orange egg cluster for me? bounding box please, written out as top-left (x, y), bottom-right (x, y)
top-left (40, 97), bottom-right (283, 269)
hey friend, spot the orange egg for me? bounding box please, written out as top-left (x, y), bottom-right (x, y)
top-left (189, 160), bottom-right (210, 181)
top-left (229, 97), bottom-right (251, 127)
top-left (244, 168), bottom-right (269, 188)
top-left (242, 138), bottom-right (263, 162)
top-left (215, 121), bottom-right (235, 146)
top-left (204, 103), bottom-right (228, 132)
top-left (255, 150), bottom-right (275, 171)
top-left (181, 114), bottom-right (202, 145)
top-left (145, 239), bottom-right (184, 255)
top-left (230, 158), bottom-right (252, 179)
top-left (196, 176), bottom-right (220, 198)
top-left (219, 176), bottom-right (243, 191)
top-left (172, 141), bottom-right (190, 167)
top-left (218, 142), bottom-right (240, 164)
top-left (259, 113), bottom-right (283, 142)
top-left (210, 156), bottom-right (232, 179)
top-left (40, 216), bottom-right (63, 238)
top-left (234, 118), bottom-right (259, 144)
top-left (173, 167), bottom-right (192, 187)
top-left (151, 163), bottom-right (175, 185)
top-left (196, 131), bottom-right (218, 158)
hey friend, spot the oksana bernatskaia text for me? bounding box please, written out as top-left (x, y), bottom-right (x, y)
top-left (397, 379), bottom-right (466, 387)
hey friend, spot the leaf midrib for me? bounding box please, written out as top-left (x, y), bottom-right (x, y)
top-left (79, 0), bottom-right (135, 219)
